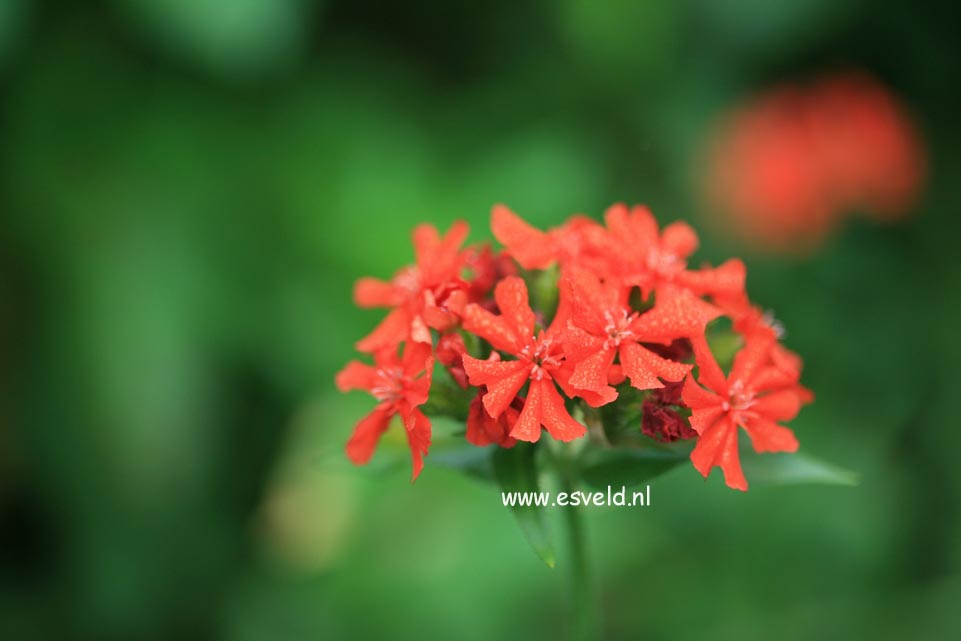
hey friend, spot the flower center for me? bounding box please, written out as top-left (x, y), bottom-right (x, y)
top-left (392, 267), bottom-right (422, 295)
top-left (646, 248), bottom-right (684, 278)
top-left (370, 366), bottom-right (405, 402)
top-left (602, 308), bottom-right (638, 349)
top-left (721, 380), bottom-right (757, 420)
top-left (521, 334), bottom-right (562, 380)
top-left (761, 310), bottom-right (786, 338)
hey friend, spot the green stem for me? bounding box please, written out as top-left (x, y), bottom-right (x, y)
top-left (561, 473), bottom-right (596, 641)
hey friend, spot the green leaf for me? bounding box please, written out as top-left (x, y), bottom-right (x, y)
top-left (579, 449), bottom-right (687, 490)
top-left (421, 416), bottom-right (495, 482)
top-left (493, 444), bottom-right (556, 568)
top-left (420, 366), bottom-right (472, 421)
top-left (740, 451), bottom-right (859, 486)
top-left (429, 444), bottom-right (496, 483)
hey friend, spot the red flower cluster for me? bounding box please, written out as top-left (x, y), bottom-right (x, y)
top-left (337, 205), bottom-right (812, 490)
top-left (705, 72), bottom-right (925, 251)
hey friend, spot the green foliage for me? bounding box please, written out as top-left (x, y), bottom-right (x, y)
top-left (579, 449), bottom-right (687, 490)
top-left (493, 444), bottom-right (556, 568)
top-left (740, 451), bottom-right (860, 486)
top-left (115, 0), bottom-right (321, 76)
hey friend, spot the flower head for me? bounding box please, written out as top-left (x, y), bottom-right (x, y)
top-left (681, 331), bottom-right (811, 490)
top-left (338, 203), bottom-right (814, 491)
top-left (354, 221), bottom-right (470, 352)
top-left (562, 270), bottom-right (719, 400)
top-left (705, 72), bottom-right (925, 251)
top-left (461, 276), bottom-right (588, 443)
top-left (335, 342), bottom-right (434, 480)
top-left (466, 391), bottom-right (519, 448)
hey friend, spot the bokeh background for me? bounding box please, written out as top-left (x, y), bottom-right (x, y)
top-left (2, 1), bottom-right (960, 640)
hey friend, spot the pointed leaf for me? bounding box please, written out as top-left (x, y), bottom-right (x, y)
top-left (493, 443), bottom-right (556, 567)
top-left (740, 451), bottom-right (859, 486)
top-left (579, 449), bottom-right (687, 490)
top-left (429, 443), bottom-right (496, 482)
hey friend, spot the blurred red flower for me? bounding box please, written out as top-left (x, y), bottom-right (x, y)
top-left (705, 72), bottom-right (925, 251)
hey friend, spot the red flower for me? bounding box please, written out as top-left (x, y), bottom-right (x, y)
top-left (705, 72), bottom-right (925, 251)
top-left (354, 222), bottom-right (470, 352)
top-left (809, 73), bottom-right (925, 220)
top-left (731, 307), bottom-right (812, 395)
top-left (494, 203), bottom-right (747, 310)
top-left (436, 332), bottom-right (469, 389)
top-left (491, 205), bottom-right (610, 272)
top-left (466, 391), bottom-right (519, 448)
top-left (681, 331), bottom-right (810, 490)
top-left (335, 343), bottom-right (434, 481)
top-left (460, 276), bottom-right (587, 442)
top-left (706, 90), bottom-right (838, 250)
top-left (463, 244), bottom-right (518, 302)
top-left (337, 204), bottom-right (814, 491)
top-left (641, 401), bottom-right (697, 443)
top-left (563, 270), bottom-right (720, 400)
top-left (603, 203), bottom-right (747, 301)
top-left (603, 203), bottom-right (696, 291)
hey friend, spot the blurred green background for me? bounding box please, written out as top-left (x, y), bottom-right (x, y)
top-left (2, 1), bottom-right (960, 640)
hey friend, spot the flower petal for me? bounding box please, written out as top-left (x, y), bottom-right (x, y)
top-left (482, 366), bottom-right (531, 419)
top-left (356, 307), bottom-right (411, 353)
top-left (462, 355), bottom-right (530, 418)
top-left (770, 343), bottom-right (804, 380)
top-left (547, 274), bottom-right (575, 338)
top-left (661, 221), bottom-right (699, 259)
top-left (412, 224), bottom-right (440, 266)
top-left (335, 361), bottom-right (378, 392)
top-left (467, 393), bottom-right (516, 448)
top-left (493, 276), bottom-right (535, 339)
top-left (402, 341), bottom-right (433, 379)
top-left (354, 277), bottom-right (399, 308)
top-left (510, 380), bottom-right (543, 442)
top-left (466, 394), bottom-right (495, 446)
top-left (346, 404), bottom-right (394, 465)
top-left (753, 388), bottom-right (802, 422)
top-left (563, 324), bottom-right (604, 360)
top-left (461, 303), bottom-right (524, 353)
top-left (552, 361), bottom-right (618, 408)
top-left (422, 304), bottom-right (458, 332)
top-left (731, 330), bottom-right (776, 386)
top-left (491, 205), bottom-right (556, 269)
top-left (742, 416), bottom-right (799, 453)
top-left (749, 366), bottom-right (798, 393)
top-left (462, 354), bottom-right (527, 385)
top-left (424, 222), bottom-right (470, 284)
top-left (567, 269), bottom-right (611, 335)
top-left (690, 335), bottom-right (729, 395)
top-left (538, 380), bottom-right (587, 442)
top-left (403, 344), bottom-right (433, 408)
top-left (690, 415), bottom-right (747, 491)
top-left (403, 408), bottom-right (432, 481)
top-left (605, 203), bottom-right (658, 251)
top-left (681, 374), bottom-right (722, 410)
top-left (630, 285), bottom-right (721, 342)
top-left (620, 341), bottom-right (691, 390)
top-left (569, 345), bottom-right (617, 392)
top-left (688, 405), bottom-right (726, 436)
top-left (678, 258), bottom-right (746, 299)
